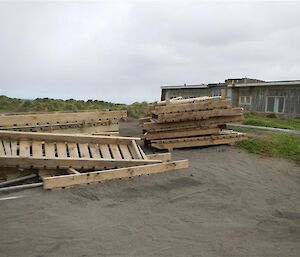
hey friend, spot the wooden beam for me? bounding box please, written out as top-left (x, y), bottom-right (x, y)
top-left (145, 127), bottom-right (220, 140)
top-left (0, 156), bottom-right (162, 170)
top-left (0, 130), bottom-right (140, 145)
top-left (67, 168), bottom-right (80, 174)
top-left (155, 108), bottom-right (243, 123)
top-left (0, 110), bottom-right (127, 127)
top-left (43, 160), bottom-right (189, 189)
top-left (146, 153), bottom-right (172, 162)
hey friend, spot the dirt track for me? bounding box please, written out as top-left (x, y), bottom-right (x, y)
top-left (0, 121), bottom-right (299, 257)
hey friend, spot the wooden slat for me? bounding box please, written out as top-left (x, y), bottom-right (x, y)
top-left (2, 139), bottom-right (11, 156)
top-left (119, 145), bottom-right (132, 159)
top-left (0, 110), bottom-right (127, 127)
top-left (109, 144), bottom-right (122, 160)
top-left (67, 168), bottom-right (80, 174)
top-left (43, 160), bottom-right (189, 189)
top-left (0, 130), bottom-right (139, 145)
top-left (151, 133), bottom-right (246, 149)
top-left (128, 140), bottom-right (142, 159)
top-left (0, 140), bottom-right (5, 156)
top-left (146, 153), bottom-right (172, 162)
top-left (56, 142), bottom-right (67, 158)
top-left (32, 141), bottom-right (43, 158)
top-left (89, 143), bottom-right (101, 158)
top-left (137, 145), bottom-right (148, 160)
top-left (145, 127), bottom-right (220, 140)
top-left (10, 140), bottom-right (18, 156)
top-left (78, 143), bottom-right (90, 158)
top-left (155, 108), bottom-right (243, 123)
top-left (99, 144), bottom-right (111, 159)
top-left (0, 156), bottom-right (162, 170)
top-left (19, 140), bottom-right (31, 157)
top-left (44, 142), bottom-right (56, 158)
top-left (67, 143), bottom-right (79, 158)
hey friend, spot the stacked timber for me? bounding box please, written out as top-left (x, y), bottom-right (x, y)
top-left (0, 110), bottom-right (127, 134)
top-left (140, 96), bottom-right (246, 150)
top-left (0, 130), bottom-right (188, 190)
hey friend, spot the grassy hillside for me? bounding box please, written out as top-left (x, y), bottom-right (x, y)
top-left (0, 95), bottom-right (150, 118)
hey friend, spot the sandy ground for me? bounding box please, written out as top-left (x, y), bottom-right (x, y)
top-left (0, 120), bottom-right (299, 257)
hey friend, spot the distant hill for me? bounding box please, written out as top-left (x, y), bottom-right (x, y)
top-left (0, 95), bottom-right (149, 118)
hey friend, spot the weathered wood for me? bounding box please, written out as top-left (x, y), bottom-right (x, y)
top-left (67, 168), bottom-right (80, 174)
top-left (155, 108), bottom-right (243, 123)
top-left (141, 116), bottom-right (243, 132)
top-left (19, 140), bottom-right (31, 157)
top-left (99, 144), bottom-right (111, 159)
top-left (0, 131), bottom-right (140, 145)
top-left (44, 142), bottom-right (56, 158)
top-left (0, 140), bottom-right (5, 155)
top-left (109, 144), bottom-right (122, 160)
top-left (67, 143), bottom-right (79, 158)
top-left (0, 110), bottom-right (127, 127)
top-left (151, 133), bottom-right (246, 149)
top-left (43, 160), bottom-right (189, 189)
top-left (78, 143), bottom-right (90, 158)
top-left (32, 141), bottom-right (43, 158)
top-left (128, 140), bottom-right (142, 159)
top-left (146, 153), bottom-right (172, 162)
top-left (145, 127), bottom-right (220, 140)
top-left (2, 139), bottom-right (11, 156)
top-left (89, 143), bottom-right (101, 158)
top-left (152, 99), bottom-right (231, 114)
top-left (0, 156), bottom-right (162, 170)
top-left (119, 145), bottom-right (132, 159)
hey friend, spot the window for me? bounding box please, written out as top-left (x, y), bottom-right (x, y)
top-left (212, 88), bottom-right (221, 96)
top-left (239, 96), bottom-right (252, 105)
top-left (226, 88), bottom-right (232, 98)
top-left (266, 96), bottom-right (285, 113)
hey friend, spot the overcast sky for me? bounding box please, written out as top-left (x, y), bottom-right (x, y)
top-left (0, 0), bottom-right (299, 104)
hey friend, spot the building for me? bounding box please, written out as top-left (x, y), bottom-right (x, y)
top-left (161, 78), bottom-right (300, 117)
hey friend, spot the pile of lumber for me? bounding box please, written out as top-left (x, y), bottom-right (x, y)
top-left (140, 96), bottom-right (246, 150)
top-left (0, 110), bottom-right (127, 134)
top-left (0, 131), bottom-right (188, 190)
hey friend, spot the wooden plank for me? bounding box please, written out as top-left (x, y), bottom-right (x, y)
top-left (19, 140), bottom-right (31, 157)
top-left (56, 142), bottom-right (67, 158)
top-left (10, 140), bottom-right (18, 156)
top-left (99, 144), bottom-right (111, 159)
top-left (137, 145), bottom-right (148, 160)
top-left (109, 144), bottom-right (122, 160)
top-left (0, 140), bottom-right (5, 156)
top-left (118, 145), bottom-right (132, 159)
top-left (0, 156), bottom-right (162, 170)
top-left (156, 96), bottom-right (221, 106)
top-left (151, 134), bottom-right (246, 149)
top-left (156, 108), bottom-right (243, 123)
top-left (145, 127), bottom-right (220, 140)
top-left (146, 153), bottom-right (172, 162)
top-left (67, 168), bottom-right (80, 174)
top-left (89, 143), bottom-right (101, 158)
top-left (152, 99), bottom-right (231, 114)
top-left (2, 139), bottom-right (11, 156)
top-left (141, 116), bottom-right (243, 132)
top-left (44, 142), bottom-right (56, 158)
top-left (43, 160), bottom-right (189, 189)
top-left (67, 143), bottom-right (79, 158)
top-left (78, 143), bottom-right (90, 158)
top-left (128, 140), bottom-right (142, 159)
top-left (0, 130), bottom-right (140, 145)
top-left (0, 110), bottom-right (127, 127)
top-left (32, 141), bottom-right (43, 158)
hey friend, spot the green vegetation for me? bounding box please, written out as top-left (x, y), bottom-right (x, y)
top-left (243, 112), bottom-right (300, 131)
top-left (0, 95), bottom-right (150, 119)
top-left (236, 132), bottom-right (300, 161)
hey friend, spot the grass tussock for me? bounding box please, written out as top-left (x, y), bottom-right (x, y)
top-left (243, 112), bottom-right (300, 131)
top-left (236, 132), bottom-right (300, 161)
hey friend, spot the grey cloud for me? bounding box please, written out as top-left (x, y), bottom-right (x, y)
top-left (0, 0), bottom-right (300, 103)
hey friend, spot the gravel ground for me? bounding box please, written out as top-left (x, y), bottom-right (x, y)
top-left (0, 120), bottom-right (299, 257)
